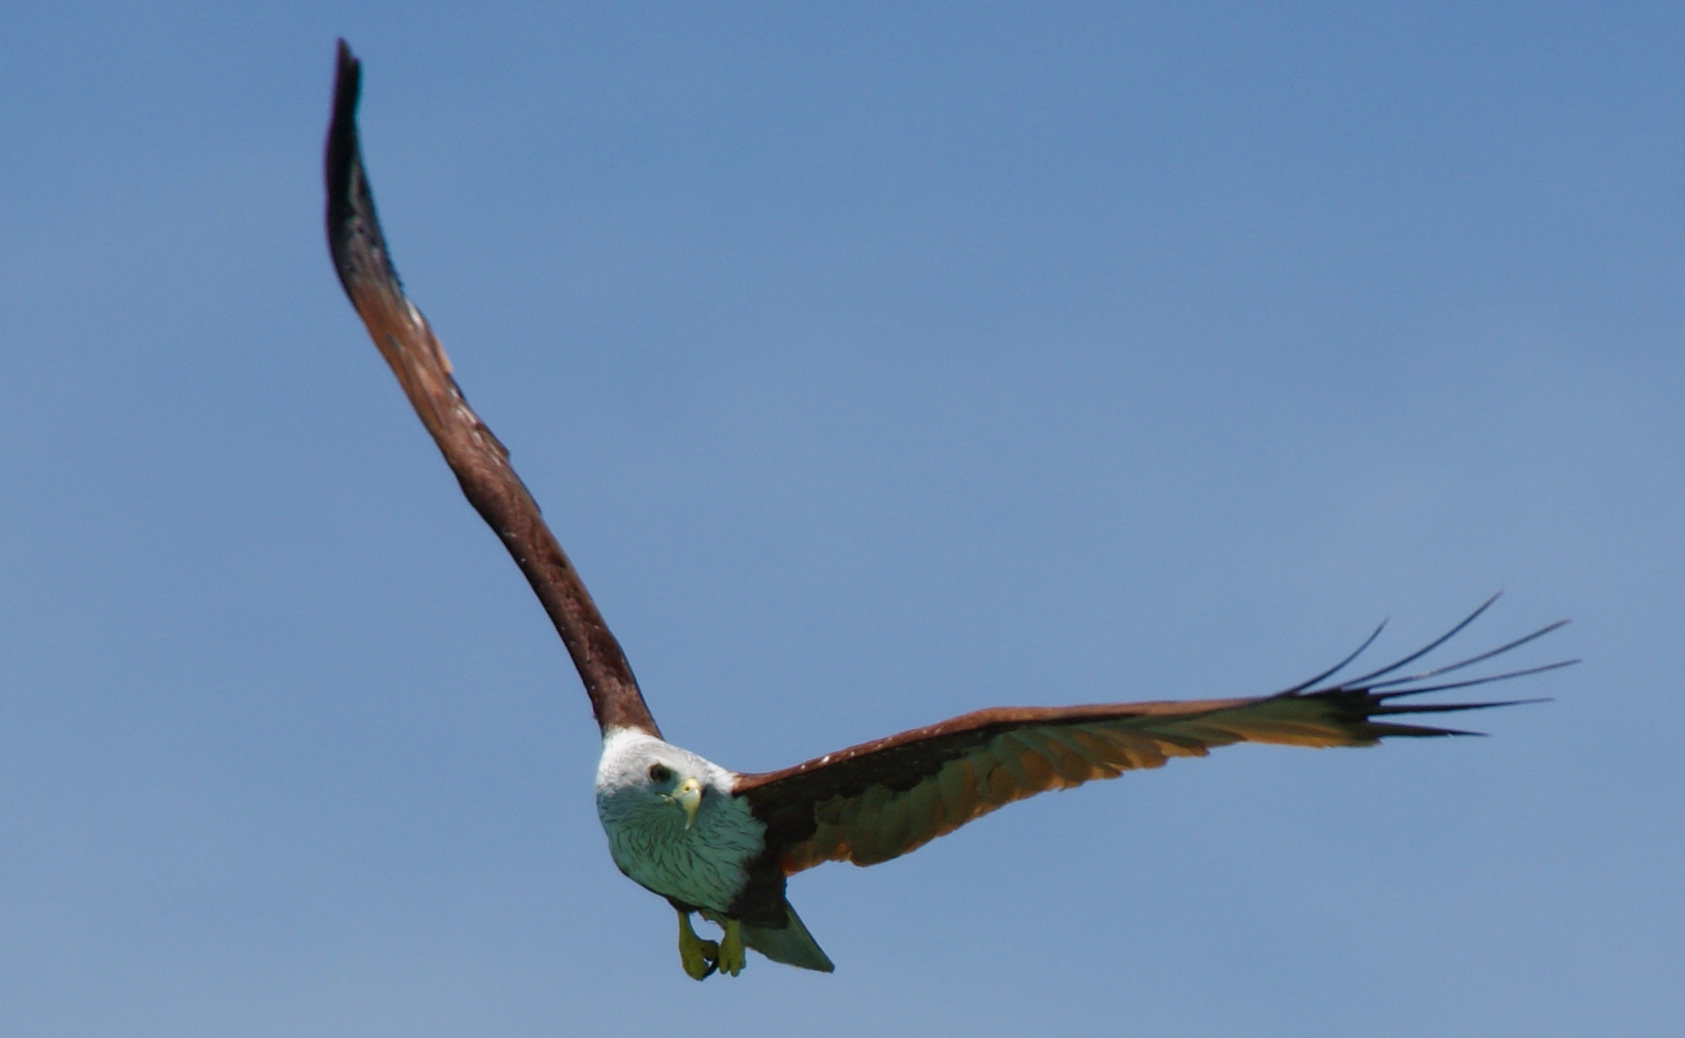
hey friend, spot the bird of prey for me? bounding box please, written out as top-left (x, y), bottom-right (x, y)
top-left (323, 41), bottom-right (1571, 980)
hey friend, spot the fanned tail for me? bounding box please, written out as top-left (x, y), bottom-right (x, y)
top-left (734, 901), bottom-right (836, 973)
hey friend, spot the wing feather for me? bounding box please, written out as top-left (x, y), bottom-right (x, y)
top-left (936, 759), bottom-right (980, 829)
top-left (736, 611), bottom-right (1571, 874)
top-left (323, 42), bottom-right (659, 737)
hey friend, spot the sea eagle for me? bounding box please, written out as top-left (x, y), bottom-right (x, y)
top-left (323, 41), bottom-right (1570, 979)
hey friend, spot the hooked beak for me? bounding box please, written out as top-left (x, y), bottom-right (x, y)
top-left (667, 777), bottom-right (703, 829)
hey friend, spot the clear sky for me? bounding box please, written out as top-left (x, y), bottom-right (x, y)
top-left (2, 3), bottom-right (1679, 1035)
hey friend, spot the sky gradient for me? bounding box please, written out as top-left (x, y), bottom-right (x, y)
top-left (2, 3), bottom-right (1680, 1035)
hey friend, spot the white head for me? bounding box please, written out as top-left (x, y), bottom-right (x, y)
top-left (595, 729), bottom-right (732, 834)
top-left (594, 729), bottom-right (766, 913)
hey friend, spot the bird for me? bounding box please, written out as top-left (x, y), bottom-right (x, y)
top-left (323, 41), bottom-right (1572, 980)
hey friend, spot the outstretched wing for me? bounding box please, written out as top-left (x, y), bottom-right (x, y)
top-left (324, 41), bottom-right (660, 737)
top-left (735, 599), bottom-right (1571, 873)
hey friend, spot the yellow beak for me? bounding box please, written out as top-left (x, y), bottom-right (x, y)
top-left (673, 777), bottom-right (703, 829)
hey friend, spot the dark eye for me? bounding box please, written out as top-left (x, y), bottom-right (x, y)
top-left (647, 763), bottom-right (672, 783)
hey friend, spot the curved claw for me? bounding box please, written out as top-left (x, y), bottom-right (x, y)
top-left (677, 912), bottom-right (720, 981)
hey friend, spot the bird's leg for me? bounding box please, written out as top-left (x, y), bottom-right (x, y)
top-left (676, 911), bottom-right (719, 980)
top-left (717, 917), bottom-right (747, 977)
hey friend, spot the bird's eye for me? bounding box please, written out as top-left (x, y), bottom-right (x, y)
top-left (647, 763), bottom-right (672, 783)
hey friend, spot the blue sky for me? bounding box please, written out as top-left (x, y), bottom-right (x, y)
top-left (2, 3), bottom-right (1680, 1035)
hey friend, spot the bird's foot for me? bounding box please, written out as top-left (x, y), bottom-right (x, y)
top-left (718, 917), bottom-right (747, 977)
top-left (677, 912), bottom-right (719, 981)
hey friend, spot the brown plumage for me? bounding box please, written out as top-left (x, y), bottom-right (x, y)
top-left (733, 610), bottom-right (1563, 874)
top-left (325, 40), bottom-right (1571, 977)
top-left (325, 41), bottom-right (659, 738)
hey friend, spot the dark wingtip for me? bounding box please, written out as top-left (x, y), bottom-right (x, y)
top-left (324, 39), bottom-right (401, 301)
top-left (1286, 598), bottom-right (1571, 738)
top-left (330, 40), bottom-right (361, 148)
top-left (325, 40), bottom-right (361, 259)
top-left (1374, 695), bottom-right (1553, 717)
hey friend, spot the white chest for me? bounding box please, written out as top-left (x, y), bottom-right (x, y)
top-left (598, 789), bottom-right (766, 913)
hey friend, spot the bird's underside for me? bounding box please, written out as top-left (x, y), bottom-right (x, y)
top-left (324, 41), bottom-right (1574, 980)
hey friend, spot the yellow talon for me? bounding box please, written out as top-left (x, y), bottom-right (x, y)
top-left (718, 917), bottom-right (747, 977)
top-left (677, 912), bottom-right (718, 980)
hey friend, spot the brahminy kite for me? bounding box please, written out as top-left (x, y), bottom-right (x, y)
top-left (324, 41), bottom-right (1570, 979)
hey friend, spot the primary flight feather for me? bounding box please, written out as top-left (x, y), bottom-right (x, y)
top-left (323, 41), bottom-right (1571, 979)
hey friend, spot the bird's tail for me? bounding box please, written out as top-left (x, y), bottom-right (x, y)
top-left (739, 901), bottom-right (835, 973)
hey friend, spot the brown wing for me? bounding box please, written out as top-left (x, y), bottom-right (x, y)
top-left (736, 603), bottom-right (1570, 873)
top-left (324, 41), bottom-right (660, 737)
